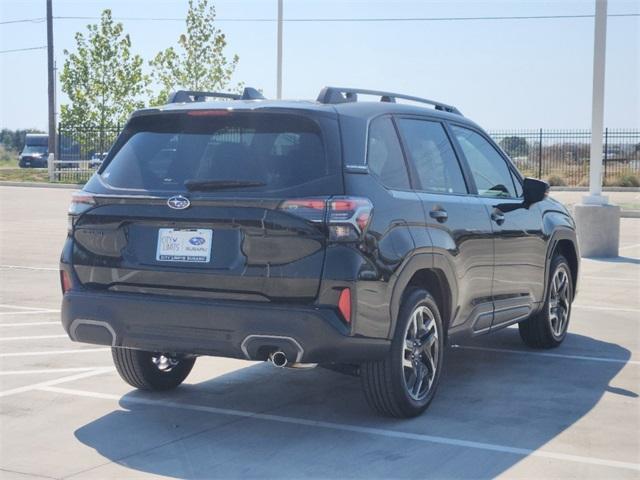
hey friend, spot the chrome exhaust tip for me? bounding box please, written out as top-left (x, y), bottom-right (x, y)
top-left (269, 350), bottom-right (288, 368)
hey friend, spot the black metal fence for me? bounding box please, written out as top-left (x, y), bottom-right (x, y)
top-left (55, 124), bottom-right (640, 186)
top-left (488, 129), bottom-right (640, 186)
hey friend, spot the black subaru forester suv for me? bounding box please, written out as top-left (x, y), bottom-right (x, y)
top-left (60, 87), bottom-right (579, 417)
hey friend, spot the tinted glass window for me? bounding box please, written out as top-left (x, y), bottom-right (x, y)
top-left (397, 119), bottom-right (467, 194)
top-left (367, 117), bottom-right (410, 190)
top-left (99, 112), bottom-right (341, 196)
top-left (451, 126), bottom-right (517, 198)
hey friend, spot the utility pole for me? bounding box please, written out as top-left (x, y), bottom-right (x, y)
top-left (46, 0), bottom-right (56, 158)
top-left (276, 0), bottom-right (283, 99)
top-left (574, 0), bottom-right (620, 258)
top-left (587, 0), bottom-right (607, 202)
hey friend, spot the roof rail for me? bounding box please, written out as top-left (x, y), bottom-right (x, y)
top-left (167, 87), bottom-right (265, 104)
top-left (316, 87), bottom-right (461, 115)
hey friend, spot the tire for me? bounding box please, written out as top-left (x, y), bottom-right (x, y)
top-left (519, 254), bottom-right (573, 349)
top-left (361, 288), bottom-right (445, 418)
top-left (111, 347), bottom-right (195, 391)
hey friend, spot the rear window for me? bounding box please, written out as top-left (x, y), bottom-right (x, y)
top-left (97, 112), bottom-right (342, 196)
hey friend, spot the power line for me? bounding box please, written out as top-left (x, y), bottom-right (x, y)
top-left (0, 18), bottom-right (45, 25)
top-left (0, 46), bottom-right (47, 54)
top-left (49, 13), bottom-right (640, 23)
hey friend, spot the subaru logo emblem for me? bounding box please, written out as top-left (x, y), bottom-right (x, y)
top-left (167, 195), bottom-right (190, 210)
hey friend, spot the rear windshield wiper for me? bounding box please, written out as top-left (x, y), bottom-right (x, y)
top-left (184, 179), bottom-right (266, 191)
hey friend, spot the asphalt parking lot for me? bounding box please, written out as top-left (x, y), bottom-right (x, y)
top-left (1, 185), bottom-right (638, 479)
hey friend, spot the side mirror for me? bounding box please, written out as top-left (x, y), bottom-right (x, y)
top-left (523, 177), bottom-right (549, 205)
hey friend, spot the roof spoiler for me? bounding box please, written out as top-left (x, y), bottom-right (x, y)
top-left (316, 86), bottom-right (461, 115)
top-left (167, 87), bottom-right (265, 104)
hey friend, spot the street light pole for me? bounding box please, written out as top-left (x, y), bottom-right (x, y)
top-left (276, 0), bottom-right (283, 99)
top-left (574, 0), bottom-right (620, 258)
top-left (46, 0), bottom-right (56, 158)
top-left (586, 0), bottom-right (607, 203)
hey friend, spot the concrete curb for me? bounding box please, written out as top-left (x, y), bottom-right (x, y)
top-left (0, 181), bottom-right (80, 189)
top-left (621, 210), bottom-right (640, 218)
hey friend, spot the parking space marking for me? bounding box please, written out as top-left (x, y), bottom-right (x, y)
top-left (453, 345), bottom-right (639, 365)
top-left (0, 303), bottom-right (57, 311)
top-left (0, 310), bottom-right (61, 316)
top-left (39, 386), bottom-right (640, 472)
top-left (573, 304), bottom-right (640, 313)
top-left (0, 348), bottom-right (110, 358)
top-left (0, 368), bottom-right (114, 398)
top-left (0, 334), bottom-right (68, 341)
top-left (0, 264), bottom-right (58, 271)
top-left (0, 322), bottom-right (59, 327)
top-left (0, 367), bottom-right (112, 376)
top-left (619, 243), bottom-right (640, 251)
top-left (581, 275), bottom-right (639, 282)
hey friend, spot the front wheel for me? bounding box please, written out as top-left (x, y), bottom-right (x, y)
top-left (112, 347), bottom-right (195, 391)
top-left (361, 288), bottom-right (445, 418)
top-left (519, 254), bottom-right (574, 348)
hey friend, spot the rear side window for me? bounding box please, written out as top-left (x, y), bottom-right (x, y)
top-left (98, 112), bottom-right (341, 196)
top-left (396, 119), bottom-right (467, 194)
top-left (367, 117), bottom-right (410, 190)
top-left (451, 125), bottom-right (517, 198)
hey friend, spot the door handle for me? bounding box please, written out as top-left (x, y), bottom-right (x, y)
top-left (491, 210), bottom-right (505, 225)
top-left (429, 208), bottom-right (448, 223)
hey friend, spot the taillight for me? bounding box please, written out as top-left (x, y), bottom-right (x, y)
top-left (278, 198), bottom-right (327, 223)
top-left (338, 288), bottom-right (351, 323)
top-left (327, 196), bottom-right (373, 242)
top-left (69, 191), bottom-right (95, 215)
top-left (68, 191), bottom-right (96, 232)
top-left (278, 196), bottom-right (373, 242)
top-left (60, 270), bottom-right (73, 294)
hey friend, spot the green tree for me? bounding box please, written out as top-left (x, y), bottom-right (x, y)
top-left (60, 9), bottom-right (149, 128)
top-left (149, 0), bottom-right (240, 105)
top-left (499, 136), bottom-right (530, 158)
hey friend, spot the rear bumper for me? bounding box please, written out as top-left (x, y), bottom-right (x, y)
top-left (61, 290), bottom-right (390, 364)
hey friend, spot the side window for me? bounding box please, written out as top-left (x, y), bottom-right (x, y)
top-left (510, 170), bottom-right (523, 197)
top-left (451, 126), bottom-right (517, 198)
top-left (396, 118), bottom-right (467, 194)
top-left (367, 117), bottom-right (411, 190)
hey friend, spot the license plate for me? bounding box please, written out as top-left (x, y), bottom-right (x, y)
top-left (156, 228), bottom-right (213, 263)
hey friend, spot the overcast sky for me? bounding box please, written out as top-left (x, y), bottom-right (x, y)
top-left (0, 0), bottom-right (638, 131)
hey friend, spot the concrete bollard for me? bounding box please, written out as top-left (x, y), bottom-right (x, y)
top-left (574, 203), bottom-right (621, 257)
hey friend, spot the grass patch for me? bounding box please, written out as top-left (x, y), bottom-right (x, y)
top-left (0, 145), bottom-right (19, 168)
top-left (0, 168), bottom-right (88, 185)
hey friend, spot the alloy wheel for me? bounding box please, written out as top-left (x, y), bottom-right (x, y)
top-left (549, 266), bottom-right (571, 337)
top-left (402, 305), bottom-right (439, 401)
top-left (151, 353), bottom-right (180, 372)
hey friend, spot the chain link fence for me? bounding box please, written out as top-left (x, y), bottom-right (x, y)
top-left (52, 124), bottom-right (640, 187)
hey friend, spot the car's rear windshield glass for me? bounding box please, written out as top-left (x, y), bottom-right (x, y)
top-left (97, 111), bottom-right (341, 196)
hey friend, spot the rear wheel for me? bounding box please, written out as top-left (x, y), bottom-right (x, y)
top-left (519, 254), bottom-right (573, 348)
top-left (361, 288), bottom-right (445, 417)
top-left (111, 347), bottom-right (195, 391)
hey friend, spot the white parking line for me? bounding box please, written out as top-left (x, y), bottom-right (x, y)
top-left (0, 368), bottom-right (113, 398)
top-left (573, 304), bottom-right (640, 313)
top-left (0, 264), bottom-right (58, 271)
top-left (619, 243), bottom-right (640, 251)
top-left (39, 385), bottom-right (640, 472)
top-left (0, 322), bottom-right (59, 327)
top-left (0, 303), bottom-right (57, 311)
top-left (0, 348), bottom-right (110, 358)
top-left (0, 367), bottom-right (112, 376)
top-left (581, 275), bottom-right (640, 282)
top-left (0, 310), bottom-right (61, 316)
top-left (0, 334), bottom-right (68, 341)
top-left (453, 345), bottom-right (639, 365)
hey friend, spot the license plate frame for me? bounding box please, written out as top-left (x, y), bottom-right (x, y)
top-left (156, 228), bottom-right (213, 263)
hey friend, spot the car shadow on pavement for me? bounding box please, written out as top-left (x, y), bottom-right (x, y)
top-left (74, 331), bottom-right (632, 479)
